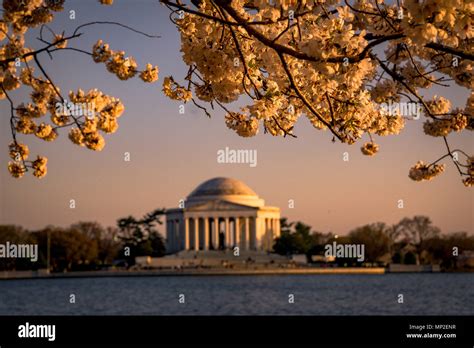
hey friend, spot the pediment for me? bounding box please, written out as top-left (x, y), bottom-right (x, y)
top-left (185, 199), bottom-right (257, 212)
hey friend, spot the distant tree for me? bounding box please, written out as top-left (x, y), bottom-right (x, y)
top-left (445, 231), bottom-right (474, 251)
top-left (0, 225), bottom-right (29, 243)
top-left (422, 231), bottom-right (474, 268)
top-left (279, 218), bottom-right (294, 235)
top-left (348, 223), bottom-right (391, 263)
top-left (291, 222), bottom-right (314, 255)
top-left (146, 230), bottom-right (166, 257)
top-left (395, 216), bottom-right (441, 260)
top-left (274, 220), bottom-right (312, 255)
top-left (307, 231), bottom-right (335, 257)
top-left (35, 226), bottom-right (99, 272)
top-left (273, 218), bottom-right (296, 255)
top-left (273, 229), bottom-right (295, 256)
top-left (70, 222), bottom-right (121, 265)
top-left (70, 221), bottom-right (103, 240)
top-left (386, 223), bottom-right (405, 256)
top-left (0, 225), bottom-right (36, 271)
top-left (98, 226), bottom-right (122, 265)
top-left (117, 209), bottom-right (166, 263)
top-left (273, 218), bottom-right (332, 260)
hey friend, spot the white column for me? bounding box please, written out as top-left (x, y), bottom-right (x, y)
top-left (235, 217), bottom-right (240, 249)
top-left (204, 217), bottom-right (209, 251)
top-left (213, 217), bottom-right (219, 250)
top-left (225, 218), bottom-right (230, 248)
top-left (272, 219), bottom-right (276, 241)
top-left (265, 218), bottom-right (270, 251)
top-left (257, 217), bottom-right (265, 250)
top-left (244, 217), bottom-right (250, 251)
top-left (269, 219), bottom-right (274, 250)
top-left (275, 217), bottom-right (280, 238)
top-left (184, 218), bottom-right (189, 250)
top-left (194, 218), bottom-right (199, 251)
top-left (250, 217), bottom-right (256, 250)
top-left (256, 218), bottom-right (260, 250)
top-left (269, 219), bottom-right (278, 249)
top-left (229, 219), bottom-right (234, 247)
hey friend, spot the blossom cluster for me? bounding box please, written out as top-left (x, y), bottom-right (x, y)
top-left (2, 1), bottom-right (158, 178)
top-left (463, 157), bottom-right (474, 187)
top-left (423, 113), bottom-right (468, 137)
top-left (164, 0), bottom-right (472, 186)
top-left (224, 112), bottom-right (259, 137)
top-left (92, 40), bottom-right (159, 83)
top-left (408, 161), bottom-right (446, 182)
top-left (360, 142), bottom-right (379, 156)
top-left (1, 0), bottom-right (65, 179)
top-left (162, 76), bottom-right (192, 102)
top-left (65, 89), bottom-right (125, 151)
top-left (168, 1), bottom-right (408, 142)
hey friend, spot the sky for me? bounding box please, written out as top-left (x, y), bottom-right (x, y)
top-left (0, 0), bottom-right (472, 236)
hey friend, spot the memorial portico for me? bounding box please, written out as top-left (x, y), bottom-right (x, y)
top-left (166, 178), bottom-right (280, 253)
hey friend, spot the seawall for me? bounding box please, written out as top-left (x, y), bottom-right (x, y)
top-left (0, 267), bottom-right (385, 280)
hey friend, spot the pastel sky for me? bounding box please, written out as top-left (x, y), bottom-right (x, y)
top-left (0, 1), bottom-right (472, 236)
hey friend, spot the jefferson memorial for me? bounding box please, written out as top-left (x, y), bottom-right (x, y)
top-left (165, 178), bottom-right (281, 253)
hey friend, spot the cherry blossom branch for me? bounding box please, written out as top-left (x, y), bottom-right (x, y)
top-left (167, 0), bottom-right (474, 64)
top-left (325, 92), bottom-right (336, 127)
top-left (32, 54), bottom-right (87, 138)
top-left (2, 86), bottom-right (29, 172)
top-left (402, 44), bottom-right (450, 87)
top-left (370, 52), bottom-right (437, 119)
top-left (73, 21), bottom-right (161, 38)
top-left (217, 1), bottom-right (404, 64)
top-left (0, 33), bottom-right (81, 67)
top-left (217, 4), bottom-right (261, 99)
top-left (425, 42), bottom-right (474, 61)
top-left (442, 136), bottom-right (464, 176)
top-left (160, 0), bottom-right (312, 26)
top-left (271, 116), bottom-right (297, 138)
top-left (370, 53), bottom-right (469, 179)
top-left (277, 52), bottom-right (343, 142)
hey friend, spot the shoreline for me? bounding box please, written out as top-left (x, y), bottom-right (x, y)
top-left (4, 266), bottom-right (467, 280)
top-left (2, 266), bottom-right (471, 281)
top-left (2, 267), bottom-right (386, 280)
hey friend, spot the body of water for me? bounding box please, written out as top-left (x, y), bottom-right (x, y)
top-left (0, 273), bottom-right (472, 315)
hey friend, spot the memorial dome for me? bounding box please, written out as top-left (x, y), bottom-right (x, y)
top-left (187, 177), bottom-right (264, 207)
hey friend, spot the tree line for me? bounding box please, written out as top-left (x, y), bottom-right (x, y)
top-left (0, 209), bottom-right (166, 272)
top-left (1, 214), bottom-right (472, 272)
top-left (274, 216), bottom-right (474, 269)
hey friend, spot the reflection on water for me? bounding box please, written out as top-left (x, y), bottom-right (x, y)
top-left (0, 273), bottom-right (472, 315)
